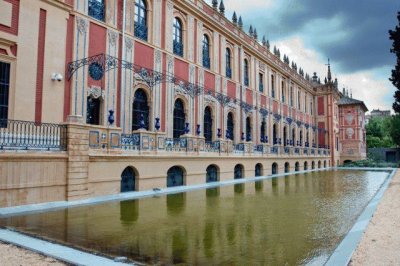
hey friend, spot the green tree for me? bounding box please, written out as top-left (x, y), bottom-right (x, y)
top-left (390, 115), bottom-right (400, 146)
top-left (366, 118), bottom-right (383, 138)
top-left (389, 11), bottom-right (400, 113)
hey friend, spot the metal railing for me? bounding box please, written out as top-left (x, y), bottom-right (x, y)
top-left (0, 119), bottom-right (67, 151)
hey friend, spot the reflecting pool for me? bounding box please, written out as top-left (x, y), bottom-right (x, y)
top-left (0, 170), bottom-right (389, 265)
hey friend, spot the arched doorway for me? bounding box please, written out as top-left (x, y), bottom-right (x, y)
top-left (324, 160), bottom-right (327, 168)
top-left (300, 130), bottom-right (303, 146)
top-left (227, 112), bottom-right (234, 141)
top-left (284, 162), bottom-right (290, 173)
top-left (283, 126), bottom-right (287, 146)
top-left (272, 163), bottom-right (278, 175)
top-left (312, 161), bottom-right (315, 169)
top-left (292, 128), bottom-right (296, 145)
top-left (318, 161), bottom-right (321, 168)
top-left (273, 124), bottom-right (277, 144)
top-left (167, 166), bottom-right (185, 187)
top-left (295, 162), bottom-right (299, 171)
top-left (86, 97), bottom-right (101, 125)
top-left (121, 167), bottom-right (136, 192)
top-left (304, 161), bottom-right (308, 170)
top-left (234, 164), bottom-right (244, 179)
top-left (246, 116), bottom-right (252, 141)
top-left (173, 99), bottom-right (186, 138)
top-left (260, 119), bottom-right (266, 142)
top-left (206, 165), bottom-right (219, 183)
top-left (255, 163), bottom-right (263, 177)
top-left (132, 88), bottom-right (149, 130)
top-left (204, 106), bottom-right (213, 142)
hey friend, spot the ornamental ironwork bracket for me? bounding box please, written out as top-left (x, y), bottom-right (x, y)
top-left (259, 108), bottom-right (269, 117)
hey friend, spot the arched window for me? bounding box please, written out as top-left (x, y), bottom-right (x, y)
top-left (272, 163), bottom-right (278, 175)
top-left (173, 99), bottom-right (185, 138)
top-left (255, 163), bottom-right (263, 177)
top-left (284, 162), bottom-right (290, 173)
top-left (167, 166), bottom-right (185, 187)
top-left (273, 124), bottom-right (277, 144)
top-left (227, 112), bottom-right (234, 141)
top-left (281, 81), bottom-right (285, 103)
top-left (88, 0), bottom-right (105, 21)
top-left (324, 160), bottom-right (327, 168)
top-left (203, 106), bottom-right (213, 142)
top-left (312, 161), bottom-right (315, 169)
top-left (226, 48), bottom-right (232, 78)
top-left (295, 162), bottom-right (299, 171)
top-left (260, 118), bottom-right (266, 143)
top-left (132, 89), bottom-right (149, 130)
top-left (246, 116), bottom-right (251, 141)
top-left (173, 18), bottom-right (183, 56)
top-left (121, 167), bottom-right (136, 192)
top-left (304, 161), bottom-right (308, 170)
top-left (318, 161), bottom-right (321, 168)
top-left (202, 34), bottom-right (210, 69)
top-left (234, 164), bottom-right (244, 179)
top-left (134, 0), bottom-right (148, 41)
top-left (244, 59), bottom-right (249, 86)
top-left (86, 96), bottom-right (101, 125)
top-left (206, 165), bottom-right (218, 183)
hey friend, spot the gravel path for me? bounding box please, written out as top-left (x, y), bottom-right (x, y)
top-left (350, 169), bottom-right (400, 265)
top-left (0, 241), bottom-right (66, 266)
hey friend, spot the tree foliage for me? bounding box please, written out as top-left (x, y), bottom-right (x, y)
top-left (366, 116), bottom-right (396, 148)
top-left (389, 11), bottom-right (400, 113)
top-left (390, 115), bottom-right (400, 146)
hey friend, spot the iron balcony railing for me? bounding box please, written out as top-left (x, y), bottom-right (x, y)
top-left (0, 119), bottom-right (67, 151)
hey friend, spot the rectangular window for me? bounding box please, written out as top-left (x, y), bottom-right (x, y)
top-left (0, 62), bottom-right (10, 124)
top-left (281, 81), bottom-right (285, 103)
top-left (298, 91), bottom-right (301, 109)
top-left (310, 100), bottom-right (313, 115)
top-left (88, 0), bottom-right (105, 21)
top-left (304, 95), bottom-right (307, 113)
top-left (290, 86), bottom-right (293, 106)
top-left (271, 75), bottom-right (275, 98)
top-left (259, 73), bottom-right (264, 93)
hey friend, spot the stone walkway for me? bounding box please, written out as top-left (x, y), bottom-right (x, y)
top-left (350, 169), bottom-right (400, 265)
top-left (0, 241), bottom-right (65, 266)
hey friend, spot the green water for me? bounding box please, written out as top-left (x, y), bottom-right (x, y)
top-left (0, 170), bottom-right (389, 265)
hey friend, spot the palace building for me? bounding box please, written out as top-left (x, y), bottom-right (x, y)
top-left (0, 0), bottom-right (367, 207)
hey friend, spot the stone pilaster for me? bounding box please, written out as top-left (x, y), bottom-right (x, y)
top-left (66, 116), bottom-right (91, 201)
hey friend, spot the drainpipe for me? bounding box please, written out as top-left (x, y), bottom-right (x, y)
top-left (120, 0), bottom-right (127, 131)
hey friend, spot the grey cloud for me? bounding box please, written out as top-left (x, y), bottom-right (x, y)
top-left (239, 0), bottom-right (399, 73)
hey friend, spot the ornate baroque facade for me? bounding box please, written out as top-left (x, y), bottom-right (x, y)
top-left (0, 0), bottom-right (367, 207)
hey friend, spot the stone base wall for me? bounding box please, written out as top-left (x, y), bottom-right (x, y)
top-left (88, 155), bottom-right (331, 197)
top-left (0, 153), bottom-right (68, 207)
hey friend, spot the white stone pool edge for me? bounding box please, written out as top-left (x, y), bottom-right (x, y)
top-left (0, 167), bottom-right (395, 266)
top-left (324, 167), bottom-right (397, 266)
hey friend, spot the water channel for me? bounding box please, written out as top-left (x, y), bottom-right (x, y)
top-left (0, 170), bottom-right (389, 265)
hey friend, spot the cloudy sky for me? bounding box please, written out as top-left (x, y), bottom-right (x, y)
top-left (205, 0), bottom-right (400, 113)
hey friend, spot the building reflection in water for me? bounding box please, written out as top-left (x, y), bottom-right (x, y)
top-left (119, 200), bottom-right (139, 224)
top-left (167, 193), bottom-right (186, 215)
top-left (234, 183), bottom-right (245, 194)
top-left (255, 180), bottom-right (263, 192)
